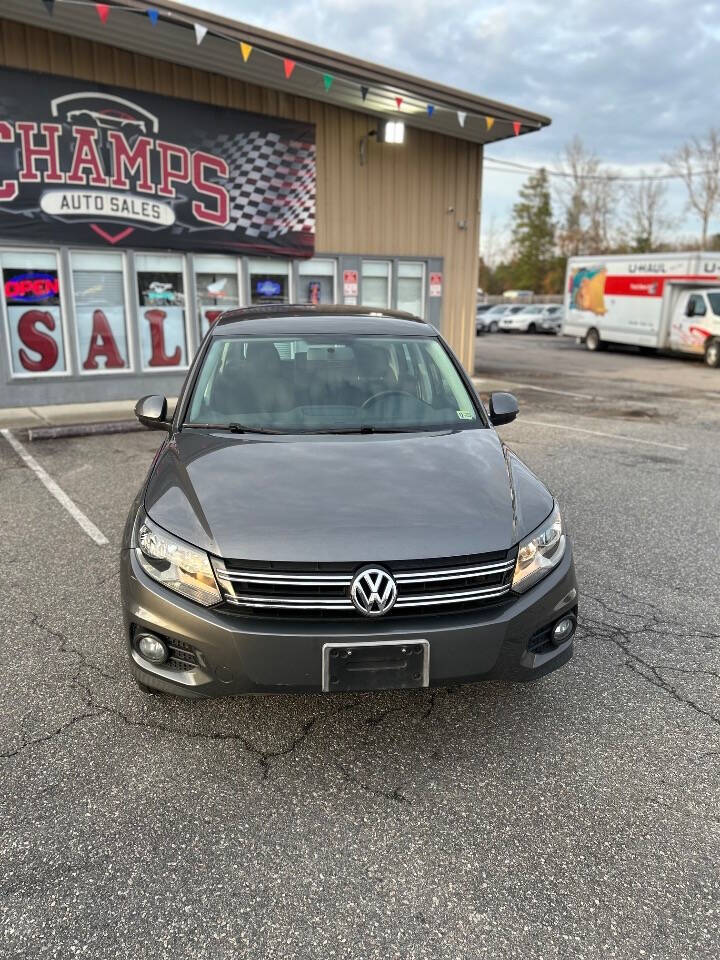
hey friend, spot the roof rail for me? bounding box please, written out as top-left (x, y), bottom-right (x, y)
top-left (215, 304), bottom-right (425, 324)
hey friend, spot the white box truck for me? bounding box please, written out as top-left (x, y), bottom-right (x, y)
top-left (561, 252), bottom-right (720, 367)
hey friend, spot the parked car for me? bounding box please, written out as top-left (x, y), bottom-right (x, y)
top-left (537, 305), bottom-right (564, 334)
top-left (478, 303), bottom-right (521, 333)
top-left (500, 304), bottom-right (563, 334)
top-left (475, 303), bottom-right (492, 334)
top-left (122, 305), bottom-right (578, 697)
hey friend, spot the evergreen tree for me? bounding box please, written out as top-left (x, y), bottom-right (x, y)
top-left (510, 168), bottom-right (555, 291)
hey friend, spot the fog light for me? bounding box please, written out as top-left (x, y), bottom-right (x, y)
top-left (137, 632), bottom-right (168, 664)
top-left (552, 616), bottom-right (575, 646)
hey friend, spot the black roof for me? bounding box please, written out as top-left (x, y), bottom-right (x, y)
top-left (213, 304), bottom-right (434, 339)
top-left (216, 304), bottom-right (424, 325)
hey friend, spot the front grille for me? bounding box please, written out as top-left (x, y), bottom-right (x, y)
top-left (212, 551), bottom-right (516, 619)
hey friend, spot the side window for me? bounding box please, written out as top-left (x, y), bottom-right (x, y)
top-left (688, 294), bottom-right (706, 317)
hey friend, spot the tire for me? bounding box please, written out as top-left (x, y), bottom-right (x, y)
top-left (527, 322), bottom-right (536, 334)
top-left (705, 338), bottom-right (720, 368)
top-left (489, 321), bottom-right (499, 333)
top-left (585, 327), bottom-right (601, 352)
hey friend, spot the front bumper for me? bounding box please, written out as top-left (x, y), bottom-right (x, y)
top-left (120, 545), bottom-right (578, 696)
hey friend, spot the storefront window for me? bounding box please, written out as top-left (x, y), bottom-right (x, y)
top-left (361, 260), bottom-right (391, 308)
top-left (136, 253), bottom-right (188, 370)
top-left (195, 255), bottom-right (241, 337)
top-left (2, 251), bottom-right (67, 376)
top-left (249, 258), bottom-right (290, 305)
top-left (71, 251), bottom-right (130, 372)
top-left (397, 261), bottom-right (425, 317)
top-left (298, 258), bottom-right (335, 304)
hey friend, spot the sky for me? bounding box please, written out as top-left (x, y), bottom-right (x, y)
top-left (191, 0), bottom-right (720, 257)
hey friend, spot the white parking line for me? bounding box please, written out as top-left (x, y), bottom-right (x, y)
top-left (1, 428), bottom-right (109, 546)
top-left (473, 377), bottom-right (594, 400)
top-left (518, 419), bottom-right (687, 452)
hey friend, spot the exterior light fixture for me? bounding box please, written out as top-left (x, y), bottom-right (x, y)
top-left (380, 121), bottom-right (405, 144)
top-left (359, 120), bottom-right (406, 165)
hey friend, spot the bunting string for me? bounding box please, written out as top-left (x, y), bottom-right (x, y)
top-left (37, 0), bottom-right (536, 140)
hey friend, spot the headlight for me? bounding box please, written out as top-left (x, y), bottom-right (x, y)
top-left (135, 515), bottom-right (221, 606)
top-left (512, 503), bottom-right (565, 594)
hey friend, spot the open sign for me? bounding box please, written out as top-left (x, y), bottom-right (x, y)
top-left (4, 272), bottom-right (60, 303)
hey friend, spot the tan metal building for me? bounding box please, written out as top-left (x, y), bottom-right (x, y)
top-left (0, 0), bottom-right (549, 407)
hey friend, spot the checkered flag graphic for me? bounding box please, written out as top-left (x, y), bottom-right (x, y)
top-left (200, 130), bottom-right (315, 239)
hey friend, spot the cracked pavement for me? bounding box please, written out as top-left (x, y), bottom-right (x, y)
top-left (2, 334), bottom-right (720, 959)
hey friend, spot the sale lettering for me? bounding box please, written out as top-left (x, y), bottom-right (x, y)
top-left (145, 309), bottom-right (181, 366)
top-left (17, 309), bottom-right (60, 372)
top-left (82, 309), bottom-right (125, 370)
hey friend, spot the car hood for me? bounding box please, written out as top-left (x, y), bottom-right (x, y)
top-left (144, 429), bottom-right (553, 563)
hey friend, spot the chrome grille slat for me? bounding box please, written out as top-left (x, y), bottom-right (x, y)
top-left (225, 595), bottom-right (353, 609)
top-left (215, 568), bottom-right (352, 586)
top-left (213, 553), bottom-right (515, 616)
top-left (395, 586), bottom-right (510, 607)
top-left (395, 561), bottom-right (514, 583)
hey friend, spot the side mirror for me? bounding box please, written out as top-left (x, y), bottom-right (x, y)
top-left (686, 299), bottom-right (695, 317)
top-left (135, 395), bottom-right (170, 431)
top-left (489, 391), bottom-right (519, 426)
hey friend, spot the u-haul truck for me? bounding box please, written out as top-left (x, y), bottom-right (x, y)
top-left (561, 252), bottom-right (720, 367)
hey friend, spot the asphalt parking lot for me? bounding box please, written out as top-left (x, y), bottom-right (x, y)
top-left (2, 332), bottom-right (719, 959)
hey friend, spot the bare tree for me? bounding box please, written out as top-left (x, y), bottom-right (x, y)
top-left (585, 171), bottom-right (618, 253)
top-left (621, 172), bottom-right (674, 251)
top-left (665, 129), bottom-right (720, 248)
top-left (553, 136), bottom-right (617, 255)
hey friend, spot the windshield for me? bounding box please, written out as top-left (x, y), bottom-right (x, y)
top-left (185, 334), bottom-right (481, 433)
top-left (707, 292), bottom-right (720, 316)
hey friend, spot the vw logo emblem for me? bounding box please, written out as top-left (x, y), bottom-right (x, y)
top-left (350, 566), bottom-right (398, 617)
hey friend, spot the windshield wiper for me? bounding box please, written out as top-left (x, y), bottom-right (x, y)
top-left (309, 425), bottom-right (433, 434)
top-left (183, 422), bottom-right (285, 434)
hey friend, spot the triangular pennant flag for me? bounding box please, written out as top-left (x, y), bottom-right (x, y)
top-left (427, 104), bottom-right (435, 117)
top-left (147, 9), bottom-right (159, 26)
top-left (457, 111), bottom-right (467, 128)
top-left (360, 86), bottom-right (369, 101)
top-left (194, 23), bottom-right (208, 45)
top-left (395, 96), bottom-right (403, 110)
top-left (485, 116), bottom-right (495, 131)
top-left (284, 58), bottom-right (296, 79)
top-left (240, 41), bottom-right (252, 62)
top-left (42, 0), bottom-right (55, 15)
top-left (513, 121), bottom-right (521, 136)
top-left (323, 74), bottom-right (333, 92)
top-left (95, 3), bottom-right (110, 23)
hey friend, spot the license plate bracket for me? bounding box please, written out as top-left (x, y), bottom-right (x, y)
top-left (322, 639), bottom-right (429, 692)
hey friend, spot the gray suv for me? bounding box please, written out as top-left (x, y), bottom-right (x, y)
top-left (121, 306), bottom-right (577, 697)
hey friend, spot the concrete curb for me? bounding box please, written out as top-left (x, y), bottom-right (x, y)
top-left (27, 420), bottom-right (145, 442)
